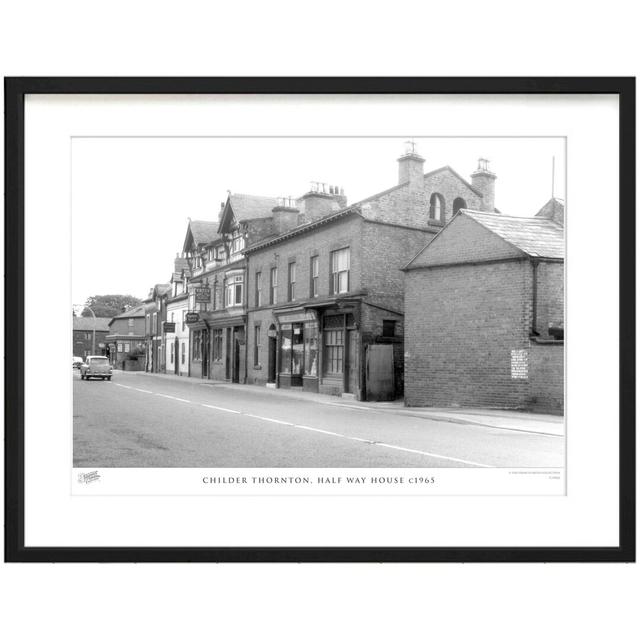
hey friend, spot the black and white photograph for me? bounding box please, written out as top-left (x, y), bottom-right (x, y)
top-left (71, 136), bottom-right (565, 472)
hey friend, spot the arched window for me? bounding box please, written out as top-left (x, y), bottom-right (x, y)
top-left (429, 193), bottom-right (445, 222)
top-left (453, 197), bottom-right (467, 215)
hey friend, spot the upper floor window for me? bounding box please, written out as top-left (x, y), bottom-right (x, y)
top-left (453, 197), bottom-right (467, 216)
top-left (429, 193), bottom-right (445, 222)
top-left (310, 255), bottom-right (319, 297)
top-left (230, 233), bottom-right (245, 256)
top-left (128, 318), bottom-right (134, 328)
top-left (152, 313), bottom-right (157, 334)
top-left (288, 262), bottom-right (296, 301)
top-left (255, 272), bottom-right (262, 307)
top-left (225, 273), bottom-right (244, 307)
top-left (270, 267), bottom-right (278, 305)
top-left (330, 247), bottom-right (350, 295)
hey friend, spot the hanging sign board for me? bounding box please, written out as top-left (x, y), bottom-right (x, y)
top-left (185, 312), bottom-right (200, 324)
top-left (194, 287), bottom-right (211, 304)
top-left (163, 322), bottom-right (176, 333)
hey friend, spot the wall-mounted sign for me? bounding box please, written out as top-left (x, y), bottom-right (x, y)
top-left (163, 322), bottom-right (176, 333)
top-left (267, 329), bottom-right (277, 338)
top-left (185, 312), bottom-right (200, 324)
top-left (194, 287), bottom-right (211, 304)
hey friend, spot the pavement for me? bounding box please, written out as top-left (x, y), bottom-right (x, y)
top-left (126, 370), bottom-right (565, 437)
top-left (74, 369), bottom-right (565, 468)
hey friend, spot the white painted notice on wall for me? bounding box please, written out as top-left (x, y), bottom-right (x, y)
top-left (511, 349), bottom-right (529, 379)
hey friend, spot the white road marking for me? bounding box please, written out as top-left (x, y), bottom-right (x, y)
top-left (375, 442), bottom-right (492, 468)
top-left (245, 414), bottom-right (294, 425)
top-left (201, 403), bottom-right (241, 414)
top-left (112, 383), bottom-right (492, 467)
top-left (292, 425), bottom-right (347, 438)
top-left (155, 393), bottom-right (191, 403)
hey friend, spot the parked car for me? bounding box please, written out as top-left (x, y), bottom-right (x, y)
top-left (72, 357), bottom-right (84, 368)
top-left (80, 356), bottom-right (113, 381)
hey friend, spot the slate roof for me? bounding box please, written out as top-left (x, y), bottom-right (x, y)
top-left (462, 210), bottom-right (565, 259)
top-left (227, 193), bottom-right (279, 222)
top-left (109, 304), bottom-right (146, 324)
top-left (188, 220), bottom-right (219, 246)
top-left (73, 316), bottom-right (112, 332)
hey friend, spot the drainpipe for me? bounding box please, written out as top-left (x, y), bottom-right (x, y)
top-left (530, 259), bottom-right (539, 337)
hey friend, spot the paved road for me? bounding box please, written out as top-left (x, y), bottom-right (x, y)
top-left (73, 371), bottom-right (565, 468)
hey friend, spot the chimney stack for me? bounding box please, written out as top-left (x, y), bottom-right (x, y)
top-left (272, 196), bottom-right (300, 234)
top-left (397, 140), bottom-right (425, 187)
top-left (299, 183), bottom-right (347, 222)
top-left (471, 158), bottom-right (497, 212)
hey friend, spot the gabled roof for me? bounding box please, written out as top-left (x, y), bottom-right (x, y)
top-left (108, 304), bottom-right (146, 325)
top-left (73, 316), bottom-right (112, 332)
top-left (182, 220), bottom-right (219, 253)
top-left (218, 193), bottom-right (279, 233)
top-left (535, 197), bottom-right (565, 225)
top-left (424, 166), bottom-right (484, 198)
top-left (462, 210), bottom-right (564, 259)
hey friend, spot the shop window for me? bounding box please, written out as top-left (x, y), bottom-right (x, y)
top-left (330, 247), bottom-right (350, 295)
top-left (170, 342), bottom-right (174, 364)
top-left (303, 322), bottom-right (319, 376)
top-left (291, 324), bottom-right (303, 374)
top-left (213, 329), bottom-right (223, 362)
top-left (279, 323), bottom-right (292, 374)
top-left (192, 330), bottom-right (202, 361)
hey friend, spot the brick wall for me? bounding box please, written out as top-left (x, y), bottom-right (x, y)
top-left (361, 167), bottom-right (483, 230)
top-left (73, 330), bottom-right (109, 357)
top-left (528, 342), bottom-right (564, 414)
top-left (535, 261), bottom-right (564, 338)
top-left (360, 220), bottom-right (431, 313)
top-left (405, 260), bottom-right (534, 408)
top-left (410, 213), bottom-right (522, 268)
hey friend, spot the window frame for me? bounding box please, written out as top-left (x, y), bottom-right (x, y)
top-left (330, 247), bottom-right (350, 295)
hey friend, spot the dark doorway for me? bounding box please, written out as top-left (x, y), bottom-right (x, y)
top-left (174, 337), bottom-right (179, 375)
top-left (202, 329), bottom-right (209, 378)
top-left (268, 325), bottom-right (277, 383)
top-left (346, 328), bottom-right (358, 393)
top-left (233, 334), bottom-right (240, 383)
top-left (225, 327), bottom-right (232, 379)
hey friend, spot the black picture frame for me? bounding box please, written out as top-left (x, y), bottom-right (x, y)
top-left (4, 77), bottom-right (635, 563)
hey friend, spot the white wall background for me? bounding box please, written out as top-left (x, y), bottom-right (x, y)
top-left (1, 2), bottom-right (637, 640)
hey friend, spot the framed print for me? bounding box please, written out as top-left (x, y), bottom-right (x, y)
top-left (4, 77), bottom-right (635, 562)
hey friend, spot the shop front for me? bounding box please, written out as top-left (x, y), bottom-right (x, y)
top-left (275, 311), bottom-right (319, 392)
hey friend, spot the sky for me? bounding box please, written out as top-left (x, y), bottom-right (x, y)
top-left (71, 136), bottom-right (565, 307)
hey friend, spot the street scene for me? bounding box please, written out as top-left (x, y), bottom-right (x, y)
top-left (73, 137), bottom-right (565, 470)
top-left (73, 369), bottom-right (564, 468)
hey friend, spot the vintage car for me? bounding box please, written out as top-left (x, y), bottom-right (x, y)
top-left (80, 355), bottom-right (113, 381)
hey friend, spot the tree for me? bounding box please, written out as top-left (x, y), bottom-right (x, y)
top-left (82, 294), bottom-right (142, 318)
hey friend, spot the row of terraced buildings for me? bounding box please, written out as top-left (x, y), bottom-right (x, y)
top-left (115, 145), bottom-right (564, 413)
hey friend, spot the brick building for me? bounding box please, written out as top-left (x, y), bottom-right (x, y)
top-left (143, 284), bottom-right (171, 373)
top-left (403, 198), bottom-right (565, 414)
top-left (182, 195), bottom-right (279, 381)
top-left (243, 146), bottom-right (495, 400)
top-left (106, 305), bottom-right (147, 368)
top-left (165, 254), bottom-right (190, 376)
top-left (72, 316), bottom-right (111, 358)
